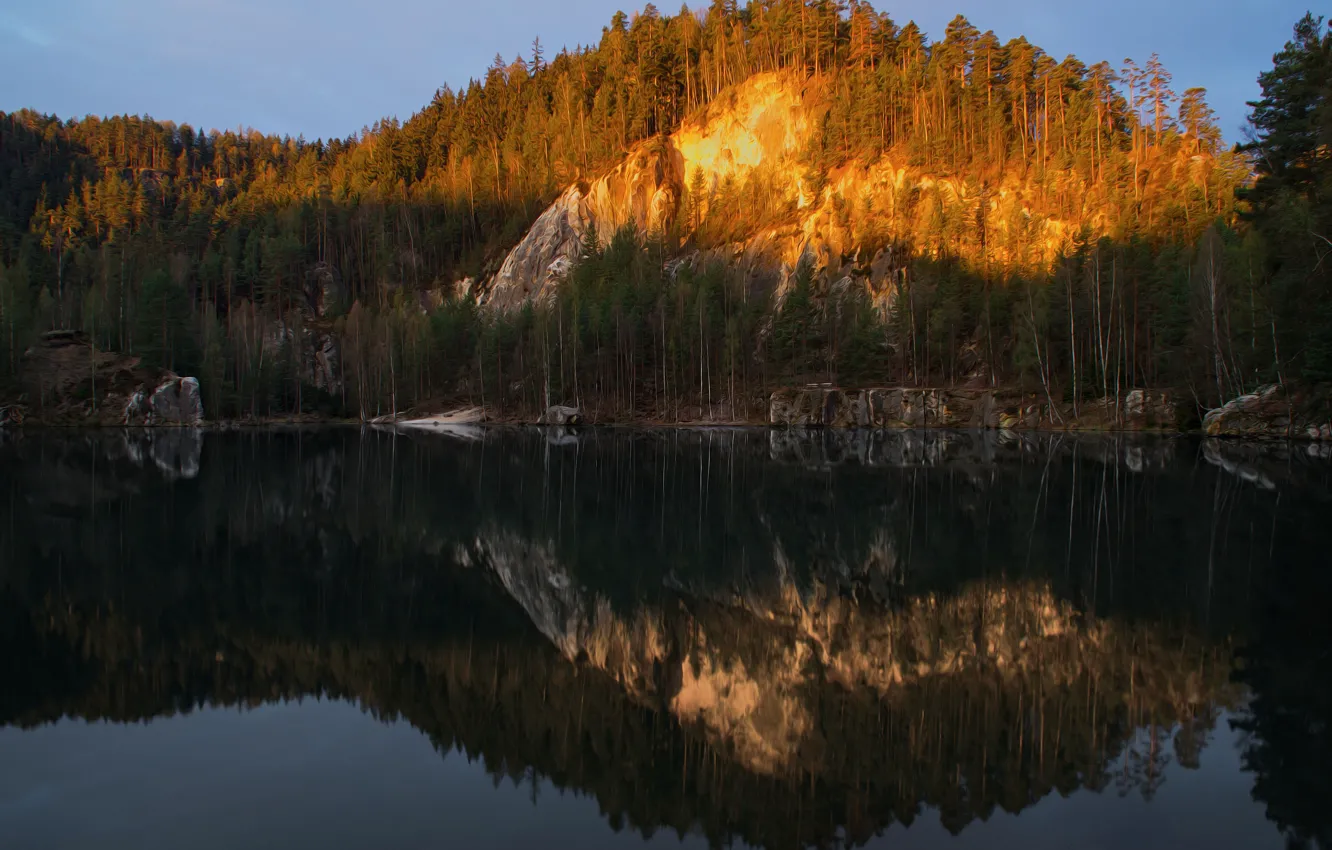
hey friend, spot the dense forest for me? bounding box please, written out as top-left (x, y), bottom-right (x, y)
top-left (0, 4), bottom-right (1329, 421)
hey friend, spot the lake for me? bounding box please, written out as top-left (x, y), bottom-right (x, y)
top-left (0, 427), bottom-right (1329, 850)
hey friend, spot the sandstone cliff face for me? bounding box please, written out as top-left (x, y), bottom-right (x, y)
top-left (483, 143), bottom-right (685, 310)
top-left (479, 141), bottom-right (687, 311)
top-left (481, 72), bottom-right (1108, 313)
top-left (480, 77), bottom-right (802, 310)
top-left (482, 187), bottom-right (590, 311)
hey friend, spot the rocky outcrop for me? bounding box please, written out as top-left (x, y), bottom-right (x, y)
top-left (147, 376), bottom-right (204, 425)
top-left (13, 331), bottom-right (154, 425)
top-left (1203, 383), bottom-right (1332, 440)
top-left (305, 262), bottom-right (345, 318)
top-left (481, 72), bottom-right (1119, 315)
top-left (480, 75), bottom-right (807, 310)
top-left (1203, 384), bottom-right (1291, 437)
top-left (540, 404), bottom-right (583, 425)
top-left (262, 322), bottom-right (343, 397)
top-left (482, 187), bottom-right (588, 310)
top-left (122, 377), bottom-right (204, 426)
top-left (1121, 389), bottom-right (1176, 424)
top-left (483, 141), bottom-right (685, 310)
top-left (769, 386), bottom-right (1179, 431)
top-left (310, 333), bottom-right (342, 396)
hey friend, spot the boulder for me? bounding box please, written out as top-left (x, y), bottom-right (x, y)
top-left (1203, 385), bottom-right (1290, 438)
top-left (1204, 383), bottom-right (1332, 440)
top-left (149, 376), bottom-right (204, 425)
top-left (541, 405), bottom-right (584, 426)
top-left (123, 389), bottom-right (150, 425)
top-left (1122, 389), bottom-right (1178, 429)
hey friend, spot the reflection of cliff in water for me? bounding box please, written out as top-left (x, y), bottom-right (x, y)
top-left (1, 428), bottom-right (1328, 848)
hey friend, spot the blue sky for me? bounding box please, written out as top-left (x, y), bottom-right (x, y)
top-left (0, 1), bottom-right (1314, 143)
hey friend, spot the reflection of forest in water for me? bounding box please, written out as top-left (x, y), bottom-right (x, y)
top-left (0, 428), bottom-right (1328, 849)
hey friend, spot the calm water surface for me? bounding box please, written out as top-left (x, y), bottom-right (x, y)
top-left (0, 427), bottom-right (1329, 850)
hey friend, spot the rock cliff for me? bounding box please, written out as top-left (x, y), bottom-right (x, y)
top-left (480, 73), bottom-right (1104, 313)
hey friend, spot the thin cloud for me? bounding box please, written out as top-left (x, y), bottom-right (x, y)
top-left (0, 14), bottom-right (53, 48)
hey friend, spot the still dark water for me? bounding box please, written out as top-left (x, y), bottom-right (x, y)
top-left (0, 427), bottom-right (1329, 850)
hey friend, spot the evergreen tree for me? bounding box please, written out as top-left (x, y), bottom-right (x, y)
top-left (132, 269), bottom-right (196, 373)
top-left (1243, 14), bottom-right (1332, 379)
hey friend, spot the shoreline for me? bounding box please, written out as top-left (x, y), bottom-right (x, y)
top-left (0, 418), bottom-right (1314, 440)
top-left (4, 382), bottom-right (1329, 441)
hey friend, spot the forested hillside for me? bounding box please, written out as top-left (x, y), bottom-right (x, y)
top-left (0, 4), bottom-right (1328, 422)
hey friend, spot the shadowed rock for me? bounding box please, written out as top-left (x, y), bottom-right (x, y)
top-left (148, 376), bottom-right (204, 425)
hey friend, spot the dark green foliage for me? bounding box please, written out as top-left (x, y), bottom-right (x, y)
top-left (769, 258), bottom-right (823, 379)
top-left (0, 7), bottom-right (1328, 418)
top-left (132, 270), bottom-right (197, 373)
top-left (0, 260), bottom-right (35, 386)
top-left (546, 225), bottom-right (768, 419)
top-left (1241, 13), bottom-right (1332, 381)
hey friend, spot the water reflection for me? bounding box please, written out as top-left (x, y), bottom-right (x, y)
top-left (0, 428), bottom-right (1328, 849)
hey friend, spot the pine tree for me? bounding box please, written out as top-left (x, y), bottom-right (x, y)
top-left (133, 269), bottom-right (196, 372)
top-left (1243, 14), bottom-right (1332, 379)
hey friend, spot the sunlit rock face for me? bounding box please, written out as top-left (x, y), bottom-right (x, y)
top-left (483, 72), bottom-right (1113, 312)
top-left (673, 74), bottom-right (812, 187)
top-left (482, 75), bottom-right (801, 310)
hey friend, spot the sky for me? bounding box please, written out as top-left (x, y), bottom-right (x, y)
top-left (0, 0), bottom-right (1316, 144)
